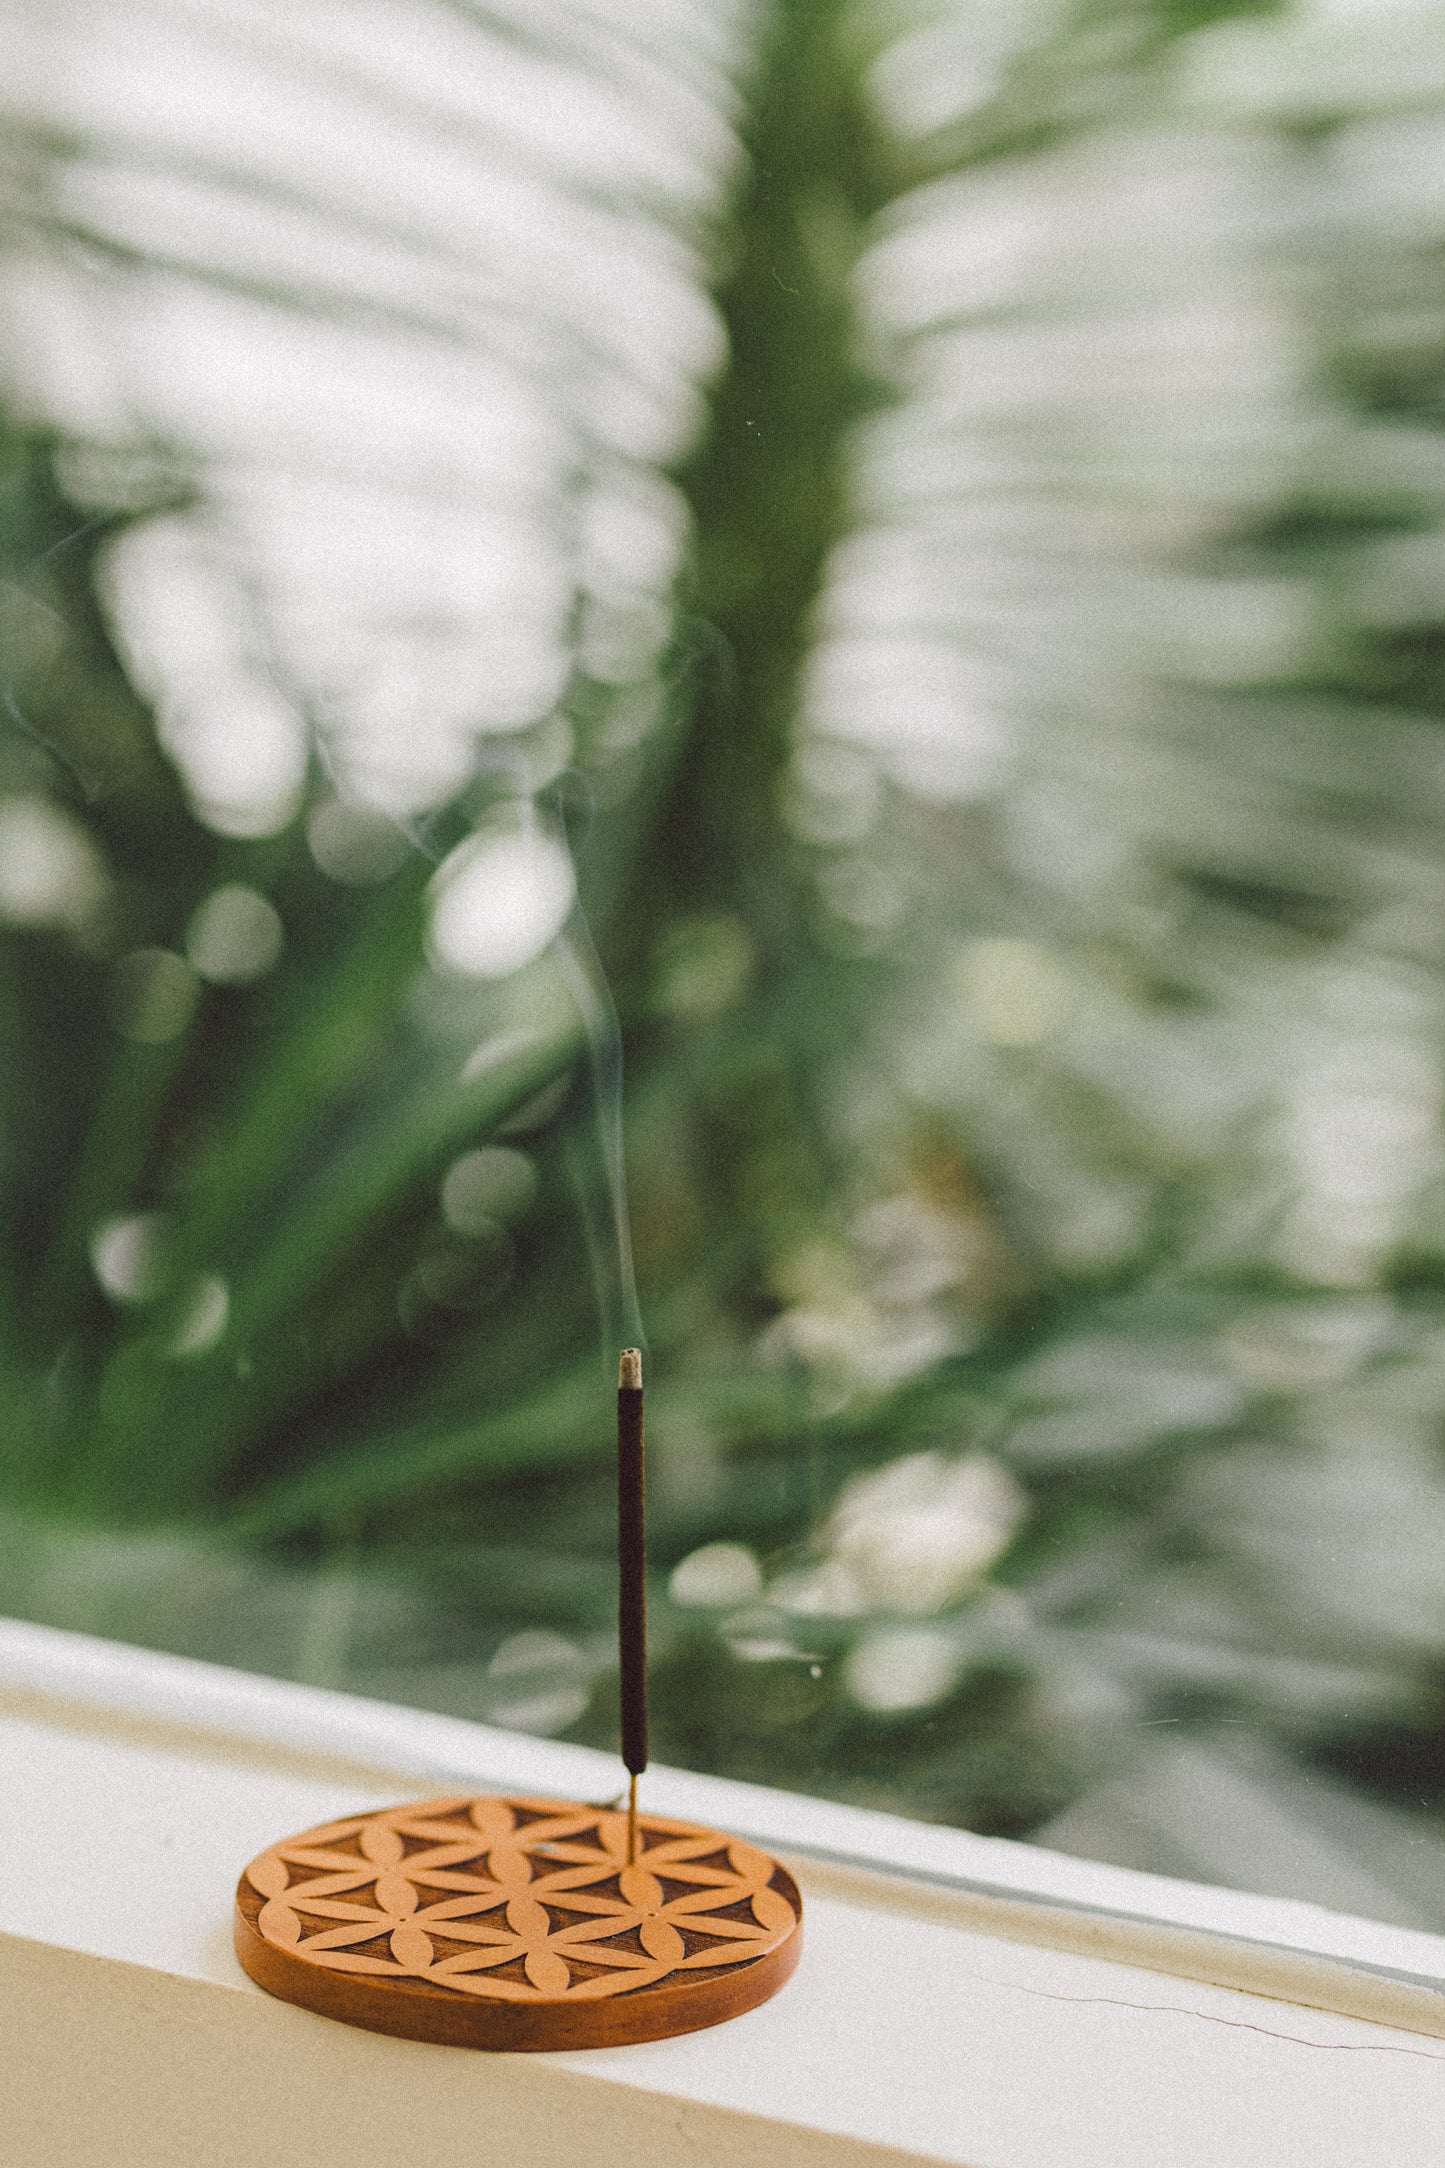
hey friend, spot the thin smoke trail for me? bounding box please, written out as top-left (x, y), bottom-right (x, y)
top-left (536, 764), bottom-right (646, 1362)
top-left (0, 515), bottom-right (113, 803)
top-left (563, 1123), bottom-right (627, 1367)
top-left (553, 910), bottom-right (646, 1361)
top-left (355, 725), bottom-right (643, 1366)
top-left (541, 619), bottom-right (737, 1368)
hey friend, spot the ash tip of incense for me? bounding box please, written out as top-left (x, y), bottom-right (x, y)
top-left (619, 1348), bottom-right (642, 1390)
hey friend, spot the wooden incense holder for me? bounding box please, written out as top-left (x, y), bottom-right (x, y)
top-left (234, 1791), bottom-right (803, 2050)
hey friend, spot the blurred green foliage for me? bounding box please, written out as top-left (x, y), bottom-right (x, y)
top-left (8, 0), bottom-right (1445, 1921)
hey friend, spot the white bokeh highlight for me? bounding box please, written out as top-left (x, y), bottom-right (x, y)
top-left (427, 822), bottom-right (577, 981)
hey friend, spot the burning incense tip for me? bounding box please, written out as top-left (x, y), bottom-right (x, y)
top-left (619, 1347), bottom-right (642, 1390)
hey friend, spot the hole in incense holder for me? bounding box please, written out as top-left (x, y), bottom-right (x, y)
top-left (234, 1793), bottom-right (803, 2051)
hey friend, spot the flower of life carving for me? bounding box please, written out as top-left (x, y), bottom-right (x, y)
top-left (234, 1794), bottom-right (803, 2050)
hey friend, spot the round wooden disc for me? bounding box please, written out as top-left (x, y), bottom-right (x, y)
top-left (234, 1793), bottom-right (803, 2051)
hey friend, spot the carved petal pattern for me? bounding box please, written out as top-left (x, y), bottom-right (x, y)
top-left (244, 1795), bottom-right (798, 2003)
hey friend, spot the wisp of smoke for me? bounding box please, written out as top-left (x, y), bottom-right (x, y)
top-left (548, 779), bottom-right (646, 1368)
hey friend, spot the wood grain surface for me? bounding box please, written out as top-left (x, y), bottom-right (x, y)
top-left (234, 1793), bottom-right (803, 2050)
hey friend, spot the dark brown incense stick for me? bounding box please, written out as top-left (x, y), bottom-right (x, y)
top-left (617, 1345), bottom-right (647, 1863)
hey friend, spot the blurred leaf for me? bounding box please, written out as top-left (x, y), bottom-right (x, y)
top-left (4, 0), bottom-right (1445, 1913)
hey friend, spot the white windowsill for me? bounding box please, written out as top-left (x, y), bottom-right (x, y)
top-left (3, 1615), bottom-right (1444, 2167)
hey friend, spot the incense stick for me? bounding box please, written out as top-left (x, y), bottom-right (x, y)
top-left (617, 1346), bottom-right (647, 1864)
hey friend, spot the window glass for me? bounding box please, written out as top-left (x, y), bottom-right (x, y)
top-left (5, 0), bottom-right (1445, 1939)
